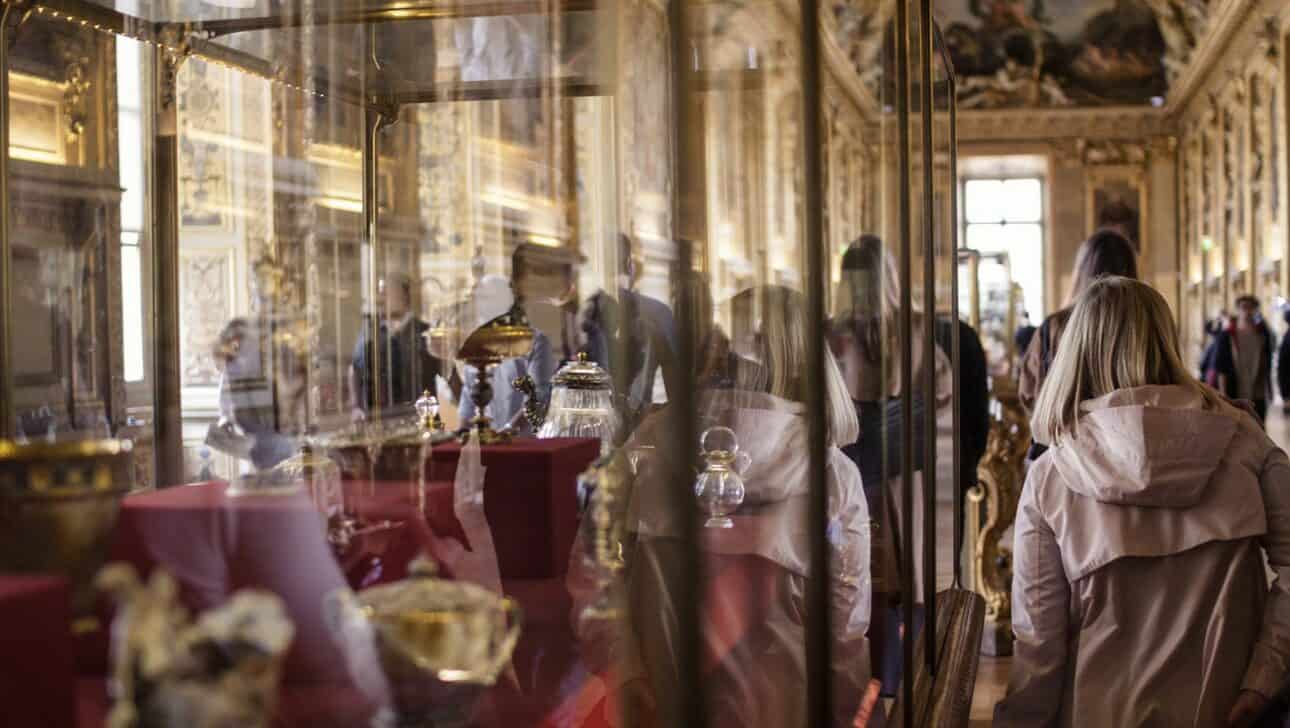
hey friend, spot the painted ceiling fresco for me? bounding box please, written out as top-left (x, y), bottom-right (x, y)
top-left (937, 0), bottom-right (1193, 109)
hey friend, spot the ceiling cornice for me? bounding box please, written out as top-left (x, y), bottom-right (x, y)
top-left (957, 106), bottom-right (1176, 143)
top-left (1163, 0), bottom-right (1258, 117)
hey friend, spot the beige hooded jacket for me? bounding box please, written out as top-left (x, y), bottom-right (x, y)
top-left (568, 390), bottom-right (871, 727)
top-left (994, 385), bottom-right (1290, 727)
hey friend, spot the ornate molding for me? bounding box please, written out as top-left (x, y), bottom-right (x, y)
top-left (958, 107), bottom-right (1174, 143)
top-left (1081, 139), bottom-right (1149, 167)
top-left (1257, 14), bottom-right (1281, 61)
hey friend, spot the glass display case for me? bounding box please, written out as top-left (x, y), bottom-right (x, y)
top-left (0, 0), bottom-right (968, 725)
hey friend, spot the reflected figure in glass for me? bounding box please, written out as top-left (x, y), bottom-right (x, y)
top-left (828, 235), bottom-right (951, 696)
top-left (573, 285), bottom-right (872, 727)
top-left (350, 274), bottom-right (452, 425)
top-left (209, 317), bottom-right (295, 470)
top-left (579, 235), bottom-right (679, 430)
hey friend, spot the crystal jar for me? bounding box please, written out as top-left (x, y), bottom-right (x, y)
top-left (694, 426), bottom-right (752, 529)
top-left (537, 353), bottom-right (621, 453)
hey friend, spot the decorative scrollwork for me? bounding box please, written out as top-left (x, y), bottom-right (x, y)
top-left (55, 37), bottom-right (90, 141)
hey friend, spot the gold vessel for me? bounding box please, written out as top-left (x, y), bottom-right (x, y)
top-left (326, 556), bottom-right (522, 724)
top-left (456, 305), bottom-right (536, 444)
top-left (0, 439), bottom-right (134, 615)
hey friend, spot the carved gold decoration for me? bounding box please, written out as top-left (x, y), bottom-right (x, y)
top-left (577, 451), bottom-right (634, 624)
top-left (1144, 0), bottom-right (1208, 81)
top-left (53, 35), bottom-right (89, 142)
top-left (968, 382), bottom-right (1029, 657)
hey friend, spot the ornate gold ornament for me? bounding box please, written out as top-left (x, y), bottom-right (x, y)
top-left (967, 383), bottom-right (1029, 656)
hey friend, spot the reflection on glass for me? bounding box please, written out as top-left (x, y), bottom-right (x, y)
top-left (0, 1), bottom-right (961, 724)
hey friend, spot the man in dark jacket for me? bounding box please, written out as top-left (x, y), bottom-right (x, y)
top-left (349, 274), bottom-right (450, 422)
top-left (1212, 296), bottom-right (1275, 421)
top-left (935, 315), bottom-right (990, 493)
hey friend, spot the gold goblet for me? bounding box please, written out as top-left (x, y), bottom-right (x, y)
top-left (456, 305), bottom-right (535, 444)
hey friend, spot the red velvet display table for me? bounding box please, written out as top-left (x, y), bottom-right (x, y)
top-left (64, 438), bottom-right (601, 726)
top-left (0, 575), bottom-right (76, 728)
top-left (105, 481), bottom-right (423, 685)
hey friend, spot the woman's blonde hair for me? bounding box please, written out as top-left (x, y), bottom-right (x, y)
top-left (744, 285), bottom-right (859, 446)
top-left (1031, 276), bottom-right (1222, 445)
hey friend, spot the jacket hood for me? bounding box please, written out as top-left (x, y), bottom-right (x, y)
top-left (1050, 385), bottom-right (1237, 509)
top-left (1038, 385), bottom-right (1270, 582)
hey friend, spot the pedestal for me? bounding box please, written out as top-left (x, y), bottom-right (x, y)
top-left (428, 438), bottom-right (600, 579)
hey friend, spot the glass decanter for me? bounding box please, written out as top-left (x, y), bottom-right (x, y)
top-left (694, 426), bottom-right (751, 529)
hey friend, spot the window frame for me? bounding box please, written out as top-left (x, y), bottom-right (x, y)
top-left (959, 173), bottom-right (1047, 319)
top-left (116, 37), bottom-right (154, 409)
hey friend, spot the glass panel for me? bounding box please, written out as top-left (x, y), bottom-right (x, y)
top-left (1, 2), bottom-right (958, 724)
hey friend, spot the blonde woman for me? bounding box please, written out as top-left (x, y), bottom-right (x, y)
top-left (570, 285), bottom-right (875, 727)
top-left (995, 277), bottom-right (1290, 727)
